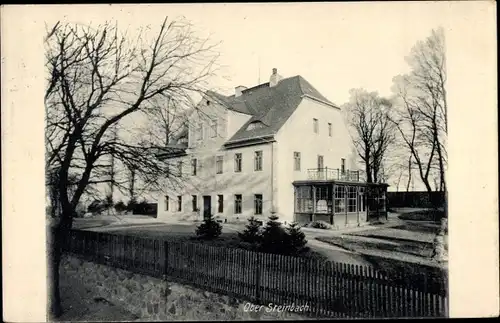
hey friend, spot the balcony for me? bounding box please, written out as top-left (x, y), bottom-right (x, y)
top-left (307, 167), bottom-right (361, 182)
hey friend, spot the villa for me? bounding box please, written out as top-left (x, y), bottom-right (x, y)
top-left (156, 68), bottom-right (388, 227)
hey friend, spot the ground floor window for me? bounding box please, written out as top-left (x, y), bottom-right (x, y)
top-left (334, 185), bottom-right (346, 213)
top-left (254, 194), bottom-right (263, 215)
top-left (164, 196), bottom-right (169, 211)
top-left (359, 187), bottom-right (366, 212)
top-left (192, 195), bottom-right (198, 211)
top-left (177, 196), bottom-right (182, 211)
top-left (234, 194), bottom-right (242, 214)
top-left (296, 186), bottom-right (313, 213)
top-left (378, 190), bottom-right (387, 212)
top-left (217, 195), bottom-right (224, 213)
top-left (347, 186), bottom-right (357, 213)
top-left (315, 185), bottom-right (332, 214)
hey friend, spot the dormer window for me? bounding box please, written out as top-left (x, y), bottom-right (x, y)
top-left (247, 121), bottom-right (265, 131)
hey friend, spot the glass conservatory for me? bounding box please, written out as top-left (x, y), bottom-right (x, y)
top-left (293, 169), bottom-right (388, 227)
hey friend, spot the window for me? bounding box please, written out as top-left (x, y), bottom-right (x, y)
top-left (328, 123), bottom-right (332, 137)
top-left (177, 196), bottom-right (182, 212)
top-left (234, 153), bottom-right (242, 172)
top-left (247, 121), bottom-right (265, 131)
top-left (191, 158), bottom-right (197, 176)
top-left (313, 118), bottom-right (319, 134)
top-left (177, 161), bottom-right (183, 176)
top-left (192, 195), bottom-right (198, 211)
top-left (296, 186), bottom-right (313, 213)
top-left (293, 152), bottom-right (301, 171)
top-left (254, 194), bottom-right (263, 215)
top-left (216, 156), bottom-right (224, 174)
top-left (341, 158), bottom-right (346, 174)
top-left (217, 195), bottom-right (224, 213)
top-left (315, 186), bottom-right (332, 214)
top-left (234, 194), bottom-right (242, 214)
top-left (334, 185), bottom-right (346, 213)
top-left (254, 150), bottom-right (263, 171)
top-left (210, 119), bottom-right (217, 138)
top-left (378, 190), bottom-right (387, 212)
top-left (317, 155), bottom-right (324, 169)
top-left (164, 196), bottom-right (169, 211)
top-left (358, 187), bottom-right (366, 212)
top-left (196, 122), bottom-right (203, 140)
top-left (347, 186), bottom-right (357, 213)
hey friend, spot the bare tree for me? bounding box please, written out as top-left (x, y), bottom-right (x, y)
top-left (144, 95), bottom-right (187, 146)
top-left (44, 17), bottom-right (219, 317)
top-left (390, 27), bottom-right (447, 208)
top-left (405, 27), bottom-right (447, 192)
top-left (344, 89), bottom-right (395, 183)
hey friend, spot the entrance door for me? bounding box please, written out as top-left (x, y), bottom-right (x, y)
top-left (203, 196), bottom-right (212, 220)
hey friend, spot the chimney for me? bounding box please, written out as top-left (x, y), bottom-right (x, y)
top-left (235, 85), bottom-right (247, 97)
top-left (269, 68), bottom-right (283, 87)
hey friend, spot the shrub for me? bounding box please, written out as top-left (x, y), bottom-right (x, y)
top-left (195, 214), bottom-right (222, 240)
top-left (238, 216), bottom-right (262, 244)
top-left (260, 214), bottom-right (288, 254)
top-left (126, 198), bottom-right (137, 212)
top-left (114, 201), bottom-right (127, 213)
top-left (398, 210), bottom-right (445, 222)
top-left (286, 222), bottom-right (308, 254)
top-left (87, 199), bottom-right (106, 214)
top-left (103, 194), bottom-right (114, 209)
top-left (307, 220), bottom-right (332, 230)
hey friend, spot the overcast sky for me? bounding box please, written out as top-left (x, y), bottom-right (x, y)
top-left (46, 2), bottom-right (455, 105)
top-left (37, 2), bottom-right (479, 191)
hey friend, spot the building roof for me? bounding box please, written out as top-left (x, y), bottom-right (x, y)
top-left (161, 74), bottom-right (337, 154)
top-left (207, 75), bottom-right (337, 146)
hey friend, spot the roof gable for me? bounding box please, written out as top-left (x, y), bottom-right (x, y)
top-left (219, 75), bottom-right (336, 145)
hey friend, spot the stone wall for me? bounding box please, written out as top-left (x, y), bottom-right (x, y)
top-left (61, 255), bottom-right (309, 321)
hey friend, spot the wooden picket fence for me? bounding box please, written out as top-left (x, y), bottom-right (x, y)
top-left (63, 230), bottom-right (448, 318)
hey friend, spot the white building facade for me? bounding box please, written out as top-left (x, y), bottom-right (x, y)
top-left (156, 69), bottom-right (387, 226)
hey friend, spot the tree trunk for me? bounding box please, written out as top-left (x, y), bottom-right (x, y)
top-left (129, 167), bottom-right (136, 203)
top-left (405, 155), bottom-right (412, 192)
top-left (396, 171), bottom-right (403, 192)
top-left (436, 141), bottom-right (446, 192)
top-left (47, 202), bottom-right (74, 319)
top-left (47, 224), bottom-right (62, 319)
top-left (365, 151), bottom-right (373, 183)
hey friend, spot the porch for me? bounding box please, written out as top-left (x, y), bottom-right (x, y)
top-left (293, 180), bottom-right (389, 228)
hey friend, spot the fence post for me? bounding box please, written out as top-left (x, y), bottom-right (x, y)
top-left (254, 252), bottom-right (261, 303)
top-left (163, 240), bottom-right (169, 279)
